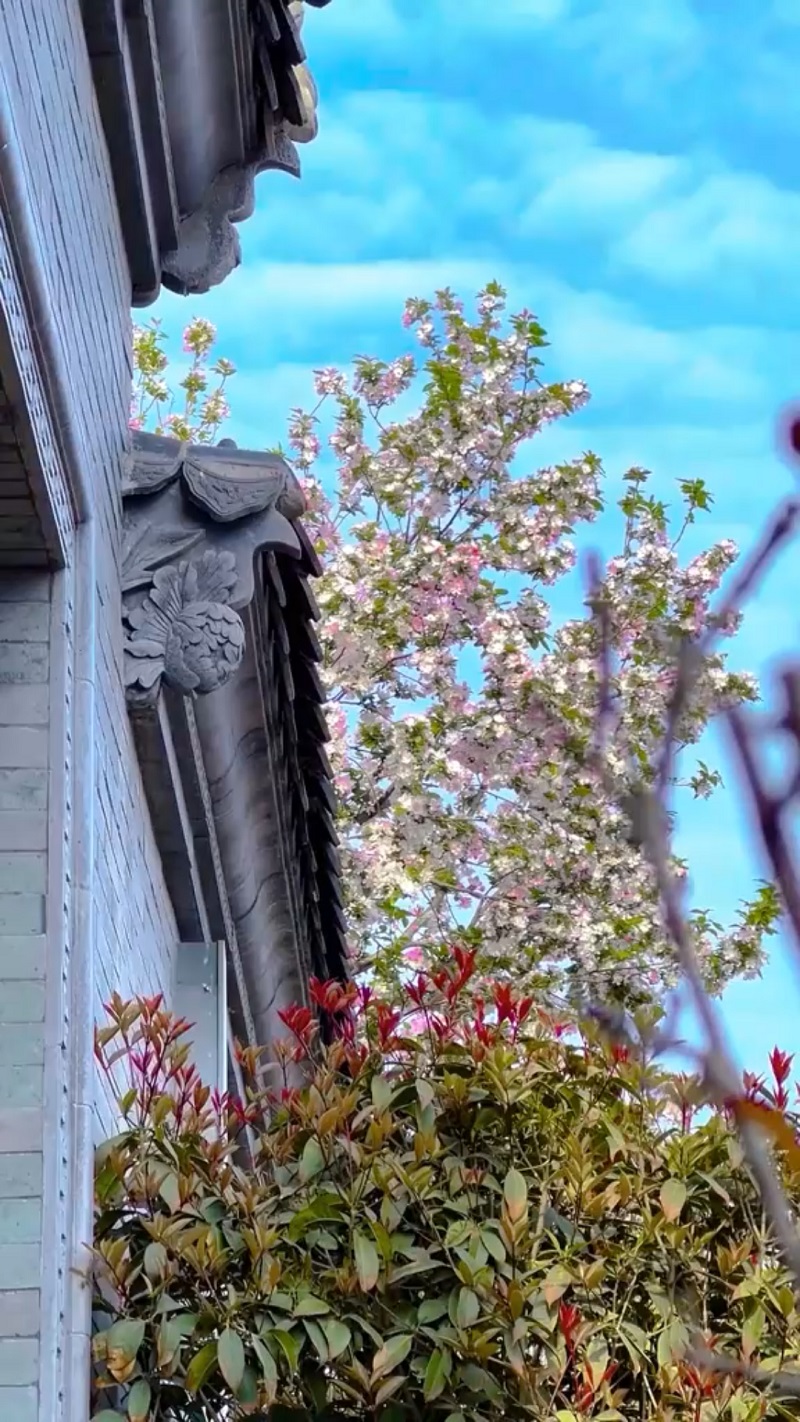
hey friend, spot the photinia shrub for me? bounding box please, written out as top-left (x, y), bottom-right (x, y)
top-left (93, 963), bottom-right (800, 1421)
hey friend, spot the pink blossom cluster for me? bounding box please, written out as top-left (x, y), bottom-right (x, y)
top-left (132, 286), bottom-right (776, 1005)
top-left (131, 318), bottom-right (235, 446)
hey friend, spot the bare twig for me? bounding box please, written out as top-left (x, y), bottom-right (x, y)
top-left (727, 699), bottom-right (800, 963)
top-left (689, 1343), bottom-right (800, 1398)
top-left (638, 782), bottom-right (800, 1284)
top-left (586, 489), bottom-right (800, 1290)
top-left (656, 497), bottom-right (800, 798)
top-left (585, 551), bottom-right (615, 765)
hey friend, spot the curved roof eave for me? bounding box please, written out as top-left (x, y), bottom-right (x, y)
top-left (82, 0), bottom-right (333, 304)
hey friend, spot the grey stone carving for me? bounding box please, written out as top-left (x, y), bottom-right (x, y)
top-left (124, 425), bottom-right (349, 1042)
top-left (122, 430), bottom-right (306, 704)
top-left (162, 167), bottom-right (256, 298)
top-left (125, 549), bottom-right (246, 697)
top-left (160, 2), bottom-right (331, 296)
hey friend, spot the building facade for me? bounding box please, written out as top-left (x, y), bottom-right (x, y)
top-left (0, 2), bottom-right (342, 1418)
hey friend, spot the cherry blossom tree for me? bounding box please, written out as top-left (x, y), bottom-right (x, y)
top-left (132, 286), bottom-right (778, 1007)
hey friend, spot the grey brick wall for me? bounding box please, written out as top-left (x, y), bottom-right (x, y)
top-left (0, 0), bottom-right (178, 1092)
top-left (0, 571), bottom-right (49, 1422)
top-left (0, 379), bottom-right (45, 560)
top-left (0, 0), bottom-right (179, 1415)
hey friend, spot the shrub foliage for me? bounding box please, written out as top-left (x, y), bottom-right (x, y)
top-left (93, 964), bottom-right (800, 1421)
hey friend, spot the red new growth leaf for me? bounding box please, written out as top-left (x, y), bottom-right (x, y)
top-left (558, 1301), bottom-right (581, 1355)
top-left (374, 1003), bottom-right (401, 1049)
top-left (742, 1070), bottom-right (765, 1101)
top-left (406, 973), bottom-right (430, 1008)
top-left (769, 1047), bottom-right (794, 1085)
top-left (493, 983), bottom-right (516, 1024)
top-left (277, 1004), bottom-right (314, 1042)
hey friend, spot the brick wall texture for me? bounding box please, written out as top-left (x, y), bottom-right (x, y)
top-left (0, 0), bottom-right (179, 1416)
top-left (0, 571), bottom-right (49, 1422)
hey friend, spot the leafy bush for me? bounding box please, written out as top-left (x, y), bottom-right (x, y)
top-left (93, 963), bottom-right (800, 1421)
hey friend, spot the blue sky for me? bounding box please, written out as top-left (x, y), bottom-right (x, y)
top-left (155, 0), bottom-right (800, 1070)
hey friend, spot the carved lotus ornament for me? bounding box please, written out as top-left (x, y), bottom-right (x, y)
top-left (125, 550), bottom-right (245, 698)
top-left (121, 433), bottom-right (306, 706)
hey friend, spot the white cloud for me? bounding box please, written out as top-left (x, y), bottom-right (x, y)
top-left (315, 0), bottom-right (569, 47)
top-left (520, 150), bottom-right (682, 238)
top-left (157, 255), bottom-right (800, 438)
top-left (235, 87), bottom-right (800, 300)
top-left (555, 0), bottom-right (705, 88)
top-left (219, 257), bottom-right (504, 322)
top-left (309, 0), bottom-right (710, 123)
top-left (307, 0), bottom-right (403, 47)
top-left (614, 172), bottom-right (800, 283)
top-left (771, 0), bottom-right (800, 23)
top-left (156, 258), bottom-right (510, 367)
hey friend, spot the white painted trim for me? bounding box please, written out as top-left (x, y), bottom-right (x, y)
top-left (39, 556), bottom-right (74, 1421)
top-left (64, 517), bottom-right (97, 1422)
top-left (37, 518), bottom-right (97, 1422)
top-left (0, 43), bottom-right (93, 536)
top-left (217, 939), bottom-right (228, 1097)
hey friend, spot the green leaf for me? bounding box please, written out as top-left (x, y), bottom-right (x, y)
top-left (299, 1137), bottom-right (325, 1183)
top-left (126, 1380), bottom-right (151, 1422)
top-left (252, 1335), bottom-right (278, 1383)
top-left (269, 1328), bottom-right (301, 1372)
top-left (460, 1363), bottom-right (501, 1399)
top-left (657, 1318), bottom-right (688, 1368)
top-left (294, 1294), bottom-right (330, 1317)
top-left (481, 1229), bottom-right (506, 1263)
top-left (418, 1298), bottom-right (448, 1326)
top-left (456, 1287), bottom-right (480, 1330)
top-left (444, 1219), bottom-right (471, 1249)
top-left (369, 1218), bottom-right (394, 1262)
top-left (143, 1241), bottom-right (167, 1280)
top-left (157, 1317), bottom-right (182, 1368)
top-left (743, 1305), bottom-right (766, 1358)
top-left (391, 1254), bottom-right (439, 1282)
top-left (107, 1320), bottom-right (145, 1363)
top-left (659, 1178), bottom-right (687, 1222)
top-left (424, 1347), bottom-right (451, 1402)
top-left (371, 1074), bottom-right (394, 1112)
top-left (303, 1317), bottom-right (329, 1362)
top-left (218, 1327), bottom-right (245, 1393)
top-left (417, 1078), bottom-right (436, 1111)
top-left (543, 1264), bottom-right (572, 1305)
top-left (159, 1172), bottom-right (181, 1212)
top-left (238, 1366), bottom-right (259, 1406)
top-left (322, 1319), bottom-right (352, 1360)
top-left (373, 1375), bottom-right (404, 1407)
top-left (354, 1230), bottom-right (381, 1291)
top-left (618, 1321), bottom-right (649, 1364)
top-left (503, 1167), bottom-right (528, 1222)
top-left (185, 1340), bottom-right (218, 1394)
top-left (173, 1313), bottom-right (199, 1337)
top-left (372, 1334), bottom-right (413, 1381)
top-left (94, 1131), bottom-right (132, 1169)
